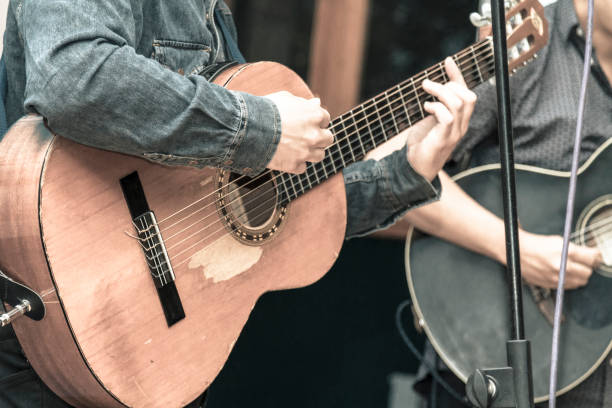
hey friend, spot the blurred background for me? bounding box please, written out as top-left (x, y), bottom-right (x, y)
top-left (206, 1), bottom-right (477, 407)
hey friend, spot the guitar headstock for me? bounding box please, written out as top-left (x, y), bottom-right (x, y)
top-left (505, 0), bottom-right (549, 72)
top-left (477, 0), bottom-right (549, 72)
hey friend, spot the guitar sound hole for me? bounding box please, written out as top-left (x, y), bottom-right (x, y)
top-left (576, 195), bottom-right (612, 277)
top-left (216, 169), bottom-right (287, 245)
top-left (227, 172), bottom-right (277, 228)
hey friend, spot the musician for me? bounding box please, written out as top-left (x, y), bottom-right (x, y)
top-left (379, 0), bottom-right (612, 406)
top-left (0, 0), bottom-right (477, 406)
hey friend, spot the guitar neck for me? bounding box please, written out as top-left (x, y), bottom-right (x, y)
top-left (277, 38), bottom-right (494, 204)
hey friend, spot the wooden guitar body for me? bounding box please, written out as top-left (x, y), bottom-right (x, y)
top-left (0, 62), bottom-right (347, 408)
top-left (406, 139), bottom-right (612, 402)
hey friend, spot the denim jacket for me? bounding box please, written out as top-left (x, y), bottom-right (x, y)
top-left (3, 0), bottom-right (440, 237)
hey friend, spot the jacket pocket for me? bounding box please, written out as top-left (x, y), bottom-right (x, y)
top-left (152, 39), bottom-right (212, 75)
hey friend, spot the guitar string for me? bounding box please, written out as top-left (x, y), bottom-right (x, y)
top-left (158, 11), bottom-right (537, 228)
top-left (160, 62), bottom-right (495, 244)
top-left (133, 43), bottom-right (501, 263)
top-left (152, 45), bottom-right (496, 244)
top-left (150, 40), bottom-right (494, 232)
top-left (140, 216), bottom-right (166, 286)
top-left (135, 46), bottom-right (494, 249)
top-left (153, 56), bottom-right (496, 252)
top-left (570, 214), bottom-right (612, 240)
top-left (138, 56), bottom-right (497, 261)
top-left (152, 41), bottom-right (494, 236)
top-left (162, 61), bottom-right (500, 267)
top-left (142, 66), bottom-right (499, 266)
top-left (170, 178), bottom-right (612, 272)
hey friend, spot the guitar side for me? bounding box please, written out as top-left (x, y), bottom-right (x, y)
top-left (405, 139), bottom-right (612, 402)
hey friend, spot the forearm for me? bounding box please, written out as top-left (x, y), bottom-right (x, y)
top-left (19, 0), bottom-right (280, 175)
top-left (376, 170), bottom-right (508, 264)
top-left (344, 146), bottom-right (441, 239)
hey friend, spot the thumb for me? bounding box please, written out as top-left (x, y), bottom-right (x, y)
top-left (570, 243), bottom-right (603, 268)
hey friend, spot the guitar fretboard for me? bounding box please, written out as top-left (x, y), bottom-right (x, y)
top-left (277, 38), bottom-right (495, 204)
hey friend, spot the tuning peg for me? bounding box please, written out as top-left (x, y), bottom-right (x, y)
top-left (470, 0), bottom-right (492, 27)
top-left (533, 53), bottom-right (538, 59)
top-left (470, 12), bottom-right (491, 27)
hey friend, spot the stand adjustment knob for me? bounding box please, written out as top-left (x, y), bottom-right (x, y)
top-left (466, 369), bottom-right (497, 408)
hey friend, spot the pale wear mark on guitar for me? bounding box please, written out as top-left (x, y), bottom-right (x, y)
top-left (200, 176), bottom-right (213, 187)
top-left (188, 234), bottom-right (262, 282)
top-left (132, 377), bottom-right (150, 400)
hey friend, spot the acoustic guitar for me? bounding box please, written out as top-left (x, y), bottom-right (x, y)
top-left (0, 1), bottom-right (546, 406)
top-left (405, 139), bottom-right (612, 403)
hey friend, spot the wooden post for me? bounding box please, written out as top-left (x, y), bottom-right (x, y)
top-left (308, 0), bottom-right (370, 117)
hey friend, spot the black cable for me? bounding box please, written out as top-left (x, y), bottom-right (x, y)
top-left (430, 354), bottom-right (438, 408)
top-left (395, 299), bottom-right (472, 407)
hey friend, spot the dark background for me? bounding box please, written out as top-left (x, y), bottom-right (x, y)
top-left (207, 1), bottom-right (476, 406)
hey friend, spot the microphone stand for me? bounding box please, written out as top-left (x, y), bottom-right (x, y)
top-left (465, 0), bottom-right (535, 406)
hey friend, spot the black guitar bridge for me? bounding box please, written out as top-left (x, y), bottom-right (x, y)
top-left (120, 172), bottom-right (185, 327)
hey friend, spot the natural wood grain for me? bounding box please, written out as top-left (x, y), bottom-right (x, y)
top-left (0, 63), bottom-right (347, 407)
top-left (0, 116), bottom-right (125, 407)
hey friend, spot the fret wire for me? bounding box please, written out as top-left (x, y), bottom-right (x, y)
top-left (396, 84), bottom-right (412, 127)
top-left (320, 133), bottom-right (332, 179)
top-left (269, 55), bottom-right (499, 206)
top-left (310, 162), bottom-right (321, 185)
top-left (282, 172), bottom-right (292, 203)
top-left (360, 103), bottom-right (378, 149)
top-left (348, 111), bottom-right (366, 159)
top-left (343, 112), bottom-right (359, 160)
top-left (326, 144), bottom-right (339, 175)
top-left (384, 91), bottom-right (400, 135)
top-left (323, 116), bottom-right (344, 175)
top-left (294, 169), bottom-right (305, 195)
top-left (286, 173), bottom-right (298, 200)
top-left (326, 38), bottom-right (492, 135)
top-left (288, 174), bottom-right (298, 197)
top-left (470, 45), bottom-right (484, 83)
top-left (410, 77), bottom-right (425, 120)
top-left (281, 46), bottom-right (496, 202)
top-left (340, 114), bottom-right (357, 164)
top-left (439, 62), bottom-right (448, 82)
top-left (373, 95), bottom-right (389, 142)
top-left (303, 165), bottom-right (314, 190)
top-left (322, 42), bottom-right (484, 139)
top-left (424, 69), bottom-right (439, 105)
top-left (159, 46), bottom-right (499, 252)
top-left (334, 123), bottom-right (348, 168)
top-left (376, 54), bottom-right (493, 144)
top-left (309, 56), bottom-right (497, 195)
top-left (278, 173), bottom-right (290, 200)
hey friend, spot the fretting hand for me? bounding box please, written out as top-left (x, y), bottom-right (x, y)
top-left (265, 91), bottom-right (334, 174)
top-left (404, 57), bottom-right (477, 180)
top-left (365, 57), bottom-right (477, 180)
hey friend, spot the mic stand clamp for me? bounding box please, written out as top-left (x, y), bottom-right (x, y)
top-left (466, 340), bottom-right (534, 408)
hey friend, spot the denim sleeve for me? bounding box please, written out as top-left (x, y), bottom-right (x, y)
top-left (17, 0), bottom-right (280, 176)
top-left (343, 146), bottom-right (441, 238)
